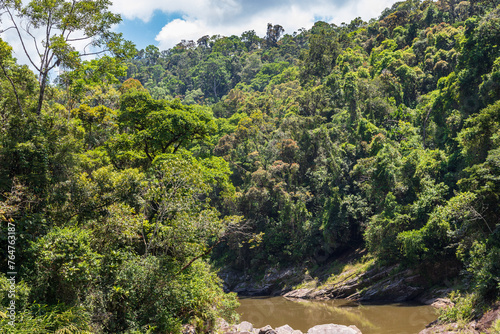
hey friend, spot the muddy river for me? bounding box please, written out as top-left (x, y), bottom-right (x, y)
top-left (237, 296), bottom-right (438, 334)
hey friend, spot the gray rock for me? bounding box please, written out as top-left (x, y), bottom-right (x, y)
top-left (275, 324), bottom-right (295, 333)
top-left (219, 267), bottom-right (305, 296)
top-left (359, 275), bottom-right (423, 302)
top-left (347, 326), bottom-right (361, 334)
top-left (237, 321), bottom-right (254, 332)
top-left (307, 324), bottom-right (361, 334)
top-left (259, 325), bottom-right (278, 334)
top-left (284, 288), bottom-right (313, 299)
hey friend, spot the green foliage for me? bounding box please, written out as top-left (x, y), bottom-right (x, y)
top-left (2, 0), bottom-right (134, 114)
top-left (2, 0), bottom-right (500, 331)
top-left (113, 90), bottom-right (217, 166)
top-left (104, 257), bottom-right (239, 333)
top-left (459, 239), bottom-right (500, 298)
top-left (31, 227), bottom-right (101, 305)
top-left (439, 292), bottom-right (479, 324)
top-left (457, 100), bottom-right (500, 164)
top-left (492, 318), bottom-right (500, 334)
top-left (0, 303), bottom-right (92, 334)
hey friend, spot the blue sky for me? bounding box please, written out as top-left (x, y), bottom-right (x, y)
top-left (1, 0), bottom-right (402, 70)
top-left (116, 11), bottom-right (184, 50)
top-left (112, 0), bottom-right (402, 51)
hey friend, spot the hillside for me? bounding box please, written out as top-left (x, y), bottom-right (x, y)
top-left (1, 0), bottom-right (499, 332)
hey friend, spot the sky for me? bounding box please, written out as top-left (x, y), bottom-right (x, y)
top-left (0, 0), bottom-right (401, 74)
top-left (112, 0), bottom-right (402, 51)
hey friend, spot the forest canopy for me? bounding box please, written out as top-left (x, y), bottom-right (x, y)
top-left (1, 0), bottom-right (500, 332)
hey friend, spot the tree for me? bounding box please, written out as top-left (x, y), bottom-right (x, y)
top-left (192, 53), bottom-right (231, 99)
top-left (0, 38), bottom-right (36, 115)
top-left (265, 23), bottom-right (284, 48)
top-left (144, 44), bottom-right (160, 66)
top-left (112, 88), bottom-right (217, 166)
top-left (241, 30), bottom-right (261, 50)
top-left (300, 22), bottom-right (340, 83)
top-left (0, 0), bottom-right (135, 115)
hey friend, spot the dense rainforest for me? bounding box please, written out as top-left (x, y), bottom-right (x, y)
top-left (1, 0), bottom-right (500, 332)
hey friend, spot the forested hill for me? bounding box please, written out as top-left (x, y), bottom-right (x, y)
top-left (0, 0), bottom-right (499, 332)
top-left (124, 0), bottom-right (500, 282)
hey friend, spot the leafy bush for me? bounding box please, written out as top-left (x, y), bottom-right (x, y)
top-left (30, 227), bottom-right (101, 305)
top-left (100, 256), bottom-right (239, 333)
top-left (439, 292), bottom-right (479, 324)
top-left (0, 304), bottom-right (91, 333)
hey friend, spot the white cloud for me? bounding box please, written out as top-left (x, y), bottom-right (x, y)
top-left (112, 0), bottom-right (401, 50)
top-left (2, 0), bottom-right (402, 65)
top-left (155, 19), bottom-right (211, 49)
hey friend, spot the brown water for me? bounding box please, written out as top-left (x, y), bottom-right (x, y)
top-left (237, 297), bottom-right (438, 334)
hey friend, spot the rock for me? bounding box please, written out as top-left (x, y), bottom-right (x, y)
top-left (307, 324), bottom-right (362, 334)
top-left (358, 273), bottom-right (423, 302)
top-left (221, 322), bottom-right (361, 334)
top-left (430, 298), bottom-right (454, 309)
top-left (259, 325), bottom-right (278, 334)
top-left (284, 288), bottom-right (314, 299)
top-left (474, 302), bottom-right (500, 333)
top-left (237, 321), bottom-right (254, 332)
top-left (216, 318), bottom-right (231, 331)
top-left (219, 267), bottom-right (305, 296)
top-left (347, 326), bottom-right (362, 334)
top-left (275, 324), bottom-right (295, 333)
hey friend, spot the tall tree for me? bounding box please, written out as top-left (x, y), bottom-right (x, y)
top-left (265, 23), bottom-right (285, 48)
top-left (0, 0), bottom-right (135, 115)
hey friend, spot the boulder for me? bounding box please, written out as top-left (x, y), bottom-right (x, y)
top-left (237, 321), bottom-right (254, 332)
top-left (259, 325), bottom-right (278, 334)
top-left (307, 324), bottom-right (362, 334)
top-left (284, 288), bottom-right (314, 299)
top-left (275, 324), bottom-right (295, 333)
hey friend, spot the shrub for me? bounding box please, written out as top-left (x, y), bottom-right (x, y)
top-left (30, 227), bottom-right (101, 305)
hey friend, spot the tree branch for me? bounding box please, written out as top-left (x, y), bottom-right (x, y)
top-left (0, 26), bottom-right (16, 33)
top-left (176, 218), bottom-right (248, 275)
top-left (177, 238), bottom-right (223, 275)
top-left (0, 62), bottom-right (24, 115)
top-left (24, 22), bottom-right (42, 58)
top-left (66, 36), bottom-right (93, 42)
top-left (81, 49), bottom-right (110, 57)
top-left (4, 6), bottom-right (40, 71)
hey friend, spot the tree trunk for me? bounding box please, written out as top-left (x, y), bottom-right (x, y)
top-left (37, 72), bottom-right (48, 116)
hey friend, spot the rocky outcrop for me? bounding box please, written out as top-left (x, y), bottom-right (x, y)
top-left (283, 265), bottom-right (427, 303)
top-left (219, 322), bottom-right (362, 334)
top-left (221, 252), bottom-right (460, 304)
top-left (219, 268), bottom-right (305, 296)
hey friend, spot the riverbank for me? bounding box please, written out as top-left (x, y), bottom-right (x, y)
top-left (218, 249), bottom-right (499, 333)
top-left (219, 249), bottom-right (457, 304)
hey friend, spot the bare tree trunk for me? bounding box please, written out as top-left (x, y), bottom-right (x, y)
top-left (37, 72), bottom-right (48, 116)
